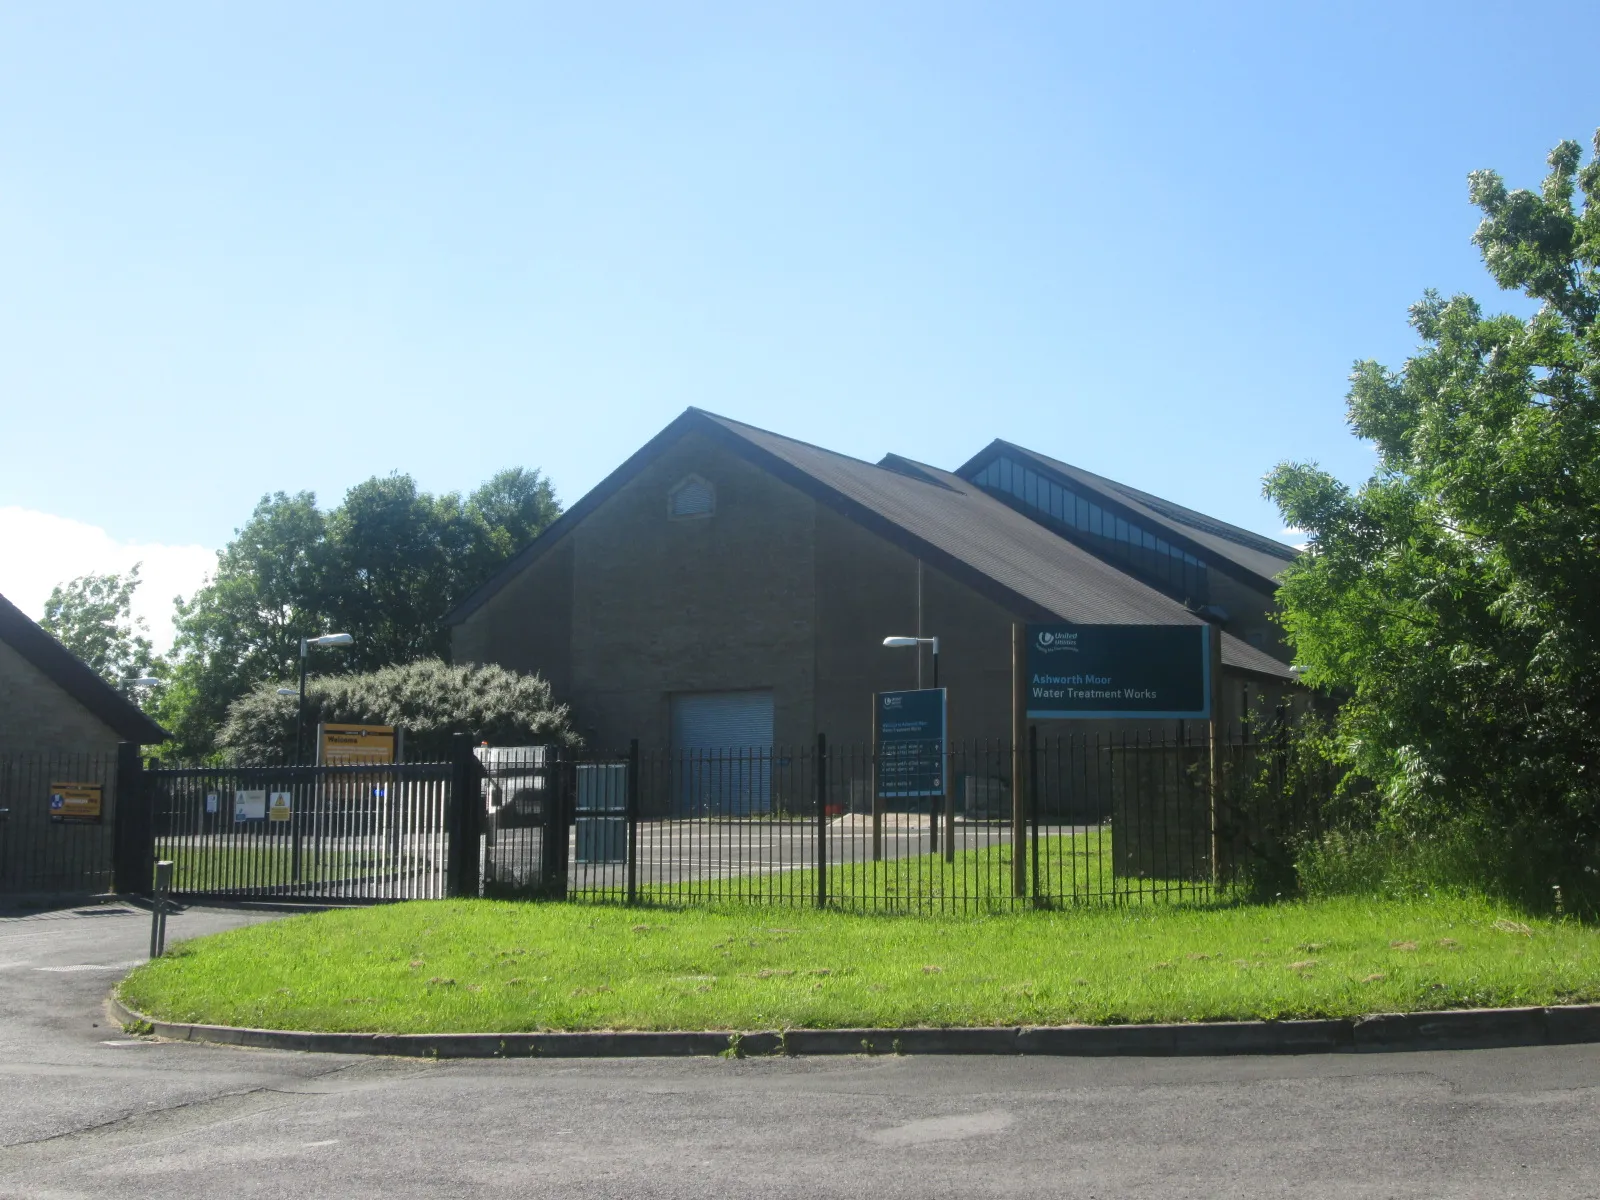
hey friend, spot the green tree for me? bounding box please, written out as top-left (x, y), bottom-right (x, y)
top-left (39, 566), bottom-right (161, 703)
top-left (160, 470), bottom-right (560, 758)
top-left (322, 475), bottom-right (478, 669)
top-left (466, 467), bottom-right (561, 564)
top-left (1265, 132), bottom-right (1600, 885)
top-left (217, 659), bottom-right (574, 761)
top-left (157, 492), bottom-right (327, 755)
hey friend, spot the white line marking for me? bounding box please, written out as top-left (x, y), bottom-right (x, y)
top-left (35, 960), bottom-right (144, 972)
top-left (302, 1139), bottom-right (340, 1148)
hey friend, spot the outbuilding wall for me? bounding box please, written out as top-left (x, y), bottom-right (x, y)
top-left (0, 640), bottom-right (123, 757)
top-left (0, 640), bottom-right (124, 895)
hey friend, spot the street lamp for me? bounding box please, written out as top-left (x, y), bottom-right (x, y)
top-left (122, 678), bottom-right (160, 714)
top-left (296, 633), bottom-right (353, 763)
top-left (882, 635), bottom-right (940, 689)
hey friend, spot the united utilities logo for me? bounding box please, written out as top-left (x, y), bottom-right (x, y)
top-left (882, 695), bottom-right (904, 709)
top-left (1035, 630), bottom-right (1079, 654)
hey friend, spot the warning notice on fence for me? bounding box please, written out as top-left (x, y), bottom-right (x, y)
top-left (235, 790), bottom-right (266, 821)
top-left (48, 782), bottom-right (102, 823)
top-left (268, 792), bottom-right (293, 822)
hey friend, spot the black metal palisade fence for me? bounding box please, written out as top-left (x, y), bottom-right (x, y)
top-left (4, 725), bottom-right (1328, 909)
top-left (481, 726), bottom-right (1329, 913)
top-left (0, 751), bottom-right (119, 896)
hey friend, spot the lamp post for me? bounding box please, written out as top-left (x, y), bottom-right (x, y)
top-left (296, 634), bottom-right (353, 763)
top-left (881, 635), bottom-right (940, 689)
top-left (122, 677), bottom-right (160, 724)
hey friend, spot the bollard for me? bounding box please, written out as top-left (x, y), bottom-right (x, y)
top-left (150, 860), bottom-right (174, 958)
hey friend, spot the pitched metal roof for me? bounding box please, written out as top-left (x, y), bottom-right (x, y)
top-left (0, 591), bottom-right (170, 745)
top-left (957, 439), bottom-right (1299, 589)
top-left (450, 409), bottom-right (1295, 682)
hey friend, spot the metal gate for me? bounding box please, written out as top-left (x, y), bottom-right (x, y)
top-left (148, 761), bottom-right (456, 901)
top-left (479, 746), bottom-right (560, 898)
top-left (0, 751), bottom-right (119, 897)
top-left (479, 746), bottom-right (635, 900)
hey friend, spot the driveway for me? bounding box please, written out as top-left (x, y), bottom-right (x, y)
top-left (2, 901), bottom-right (1598, 1198)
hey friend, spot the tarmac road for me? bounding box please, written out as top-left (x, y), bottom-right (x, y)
top-left (2, 900), bottom-right (1599, 1199)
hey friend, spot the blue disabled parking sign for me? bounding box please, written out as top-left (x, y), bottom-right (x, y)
top-left (875, 688), bottom-right (947, 799)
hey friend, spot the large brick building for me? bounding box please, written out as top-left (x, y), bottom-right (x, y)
top-left (449, 410), bottom-right (1298, 755)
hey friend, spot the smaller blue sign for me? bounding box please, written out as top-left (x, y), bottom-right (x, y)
top-left (875, 688), bottom-right (947, 799)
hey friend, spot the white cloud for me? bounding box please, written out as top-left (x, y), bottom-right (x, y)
top-left (0, 507), bottom-right (215, 654)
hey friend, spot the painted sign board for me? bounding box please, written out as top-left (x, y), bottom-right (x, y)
top-left (1026, 624), bottom-right (1210, 719)
top-left (319, 723), bottom-right (397, 765)
top-left (48, 782), bottom-right (102, 823)
top-left (268, 792), bottom-right (293, 822)
top-left (875, 688), bottom-right (947, 799)
top-left (235, 790), bottom-right (267, 821)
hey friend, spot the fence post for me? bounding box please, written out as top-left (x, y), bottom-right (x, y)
top-left (815, 733), bottom-right (828, 909)
top-left (540, 745), bottom-right (570, 901)
top-left (149, 859), bottom-right (173, 957)
top-left (113, 742), bottom-right (154, 896)
top-left (626, 739), bottom-right (640, 905)
top-left (943, 750), bottom-right (955, 865)
top-left (447, 733), bottom-right (482, 898)
top-left (1029, 725), bottom-right (1041, 906)
top-left (871, 706), bottom-right (882, 863)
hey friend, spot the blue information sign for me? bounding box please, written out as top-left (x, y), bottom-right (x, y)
top-left (875, 688), bottom-right (947, 799)
top-left (1026, 624), bottom-right (1211, 719)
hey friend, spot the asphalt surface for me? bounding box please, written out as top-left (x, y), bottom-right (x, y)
top-left (3, 902), bottom-right (1600, 1198)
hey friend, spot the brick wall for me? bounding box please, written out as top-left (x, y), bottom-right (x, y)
top-left (452, 436), bottom-right (1287, 752)
top-left (0, 639), bottom-right (122, 757)
top-left (456, 431), bottom-right (819, 750)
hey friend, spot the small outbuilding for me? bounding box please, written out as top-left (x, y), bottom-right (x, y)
top-left (0, 591), bottom-right (168, 896)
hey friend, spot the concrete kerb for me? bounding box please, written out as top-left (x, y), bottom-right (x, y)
top-left (107, 995), bottom-right (1600, 1059)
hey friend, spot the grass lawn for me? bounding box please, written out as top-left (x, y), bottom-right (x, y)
top-left (118, 895), bottom-right (1600, 1034)
top-left (570, 832), bottom-right (1212, 911)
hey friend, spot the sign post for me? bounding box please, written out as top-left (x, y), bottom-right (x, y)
top-left (315, 724), bottom-right (398, 889)
top-left (874, 688), bottom-right (948, 856)
top-left (1208, 620), bottom-right (1224, 884)
top-left (1022, 621), bottom-right (1215, 896)
top-left (1011, 624), bottom-right (1026, 898)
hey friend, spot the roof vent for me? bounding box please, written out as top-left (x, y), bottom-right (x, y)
top-left (668, 475), bottom-right (715, 519)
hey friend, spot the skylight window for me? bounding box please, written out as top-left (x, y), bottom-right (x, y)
top-left (973, 456), bottom-right (1208, 603)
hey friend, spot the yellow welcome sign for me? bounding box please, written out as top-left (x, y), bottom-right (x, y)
top-left (318, 723), bottom-right (397, 765)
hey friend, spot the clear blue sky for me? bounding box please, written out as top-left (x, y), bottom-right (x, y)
top-left (2, 1), bottom-right (1595, 554)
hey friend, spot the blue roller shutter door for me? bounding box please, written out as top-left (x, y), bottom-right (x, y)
top-left (671, 690), bottom-right (774, 815)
